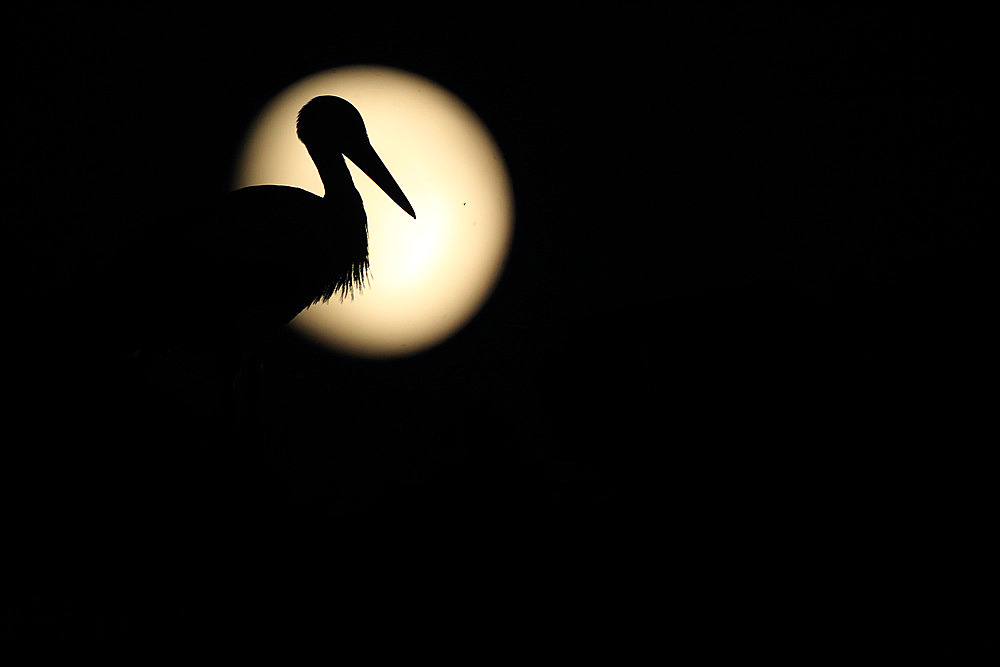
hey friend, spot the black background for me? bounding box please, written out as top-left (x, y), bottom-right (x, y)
top-left (4, 4), bottom-right (990, 651)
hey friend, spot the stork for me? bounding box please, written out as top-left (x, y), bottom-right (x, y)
top-left (119, 96), bottom-right (415, 419)
top-left (198, 95), bottom-right (415, 337)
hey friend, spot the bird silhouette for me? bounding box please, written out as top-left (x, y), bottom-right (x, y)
top-left (111, 96), bottom-right (415, 407)
top-left (182, 95), bottom-right (415, 340)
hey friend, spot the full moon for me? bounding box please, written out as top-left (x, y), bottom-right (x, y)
top-left (234, 66), bottom-right (514, 358)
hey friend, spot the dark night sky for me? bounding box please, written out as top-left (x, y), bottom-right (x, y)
top-left (4, 5), bottom-right (990, 650)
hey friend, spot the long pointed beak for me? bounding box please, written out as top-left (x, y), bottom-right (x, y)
top-left (346, 142), bottom-right (416, 219)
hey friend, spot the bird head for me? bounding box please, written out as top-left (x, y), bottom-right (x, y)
top-left (297, 96), bottom-right (416, 218)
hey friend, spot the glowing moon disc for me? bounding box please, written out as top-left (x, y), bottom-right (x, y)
top-left (234, 66), bottom-right (514, 358)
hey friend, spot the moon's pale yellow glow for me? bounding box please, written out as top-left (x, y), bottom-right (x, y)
top-left (235, 66), bottom-right (514, 358)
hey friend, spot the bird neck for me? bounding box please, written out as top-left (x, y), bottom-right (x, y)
top-left (309, 148), bottom-right (362, 205)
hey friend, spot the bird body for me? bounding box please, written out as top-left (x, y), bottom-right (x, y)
top-left (120, 95), bottom-right (414, 354)
top-left (194, 183), bottom-right (368, 336)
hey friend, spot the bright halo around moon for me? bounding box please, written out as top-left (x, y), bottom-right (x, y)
top-left (234, 65), bottom-right (514, 358)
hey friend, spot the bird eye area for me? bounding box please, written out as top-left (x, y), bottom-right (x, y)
top-left (296, 95), bottom-right (368, 148)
